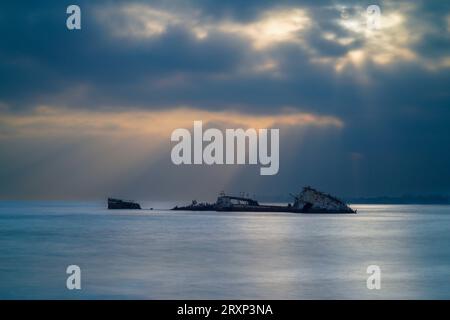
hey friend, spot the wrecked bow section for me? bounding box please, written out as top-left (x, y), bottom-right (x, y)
top-left (291, 187), bottom-right (355, 213)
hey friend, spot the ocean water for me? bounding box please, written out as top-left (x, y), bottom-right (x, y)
top-left (0, 201), bottom-right (449, 299)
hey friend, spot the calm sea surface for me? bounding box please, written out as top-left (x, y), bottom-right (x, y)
top-left (0, 201), bottom-right (449, 299)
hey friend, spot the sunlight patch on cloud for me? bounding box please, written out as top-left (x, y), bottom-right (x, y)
top-left (0, 106), bottom-right (343, 140)
top-left (217, 8), bottom-right (311, 50)
top-left (334, 7), bottom-right (418, 71)
top-left (97, 5), bottom-right (172, 38)
top-left (252, 59), bottom-right (279, 73)
top-left (96, 4), bottom-right (207, 40)
top-left (95, 3), bottom-right (312, 77)
top-left (97, 3), bottom-right (311, 48)
top-left (328, 4), bottom-right (450, 72)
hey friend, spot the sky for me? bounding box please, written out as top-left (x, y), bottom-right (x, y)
top-left (0, 0), bottom-right (449, 201)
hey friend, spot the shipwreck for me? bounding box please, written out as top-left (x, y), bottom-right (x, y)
top-left (107, 198), bottom-right (141, 210)
top-left (172, 187), bottom-right (356, 214)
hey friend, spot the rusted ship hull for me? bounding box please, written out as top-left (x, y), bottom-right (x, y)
top-left (172, 188), bottom-right (356, 214)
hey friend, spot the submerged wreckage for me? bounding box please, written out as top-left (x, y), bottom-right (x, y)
top-left (107, 187), bottom-right (355, 213)
top-left (172, 187), bottom-right (356, 214)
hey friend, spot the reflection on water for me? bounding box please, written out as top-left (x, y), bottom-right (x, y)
top-left (0, 202), bottom-right (449, 299)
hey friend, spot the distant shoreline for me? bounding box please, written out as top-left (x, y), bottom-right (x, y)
top-left (346, 196), bottom-right (450, 205)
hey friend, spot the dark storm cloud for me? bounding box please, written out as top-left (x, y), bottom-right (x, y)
top-left (0, 1), bottom-right (253, 109)
top-left (1, 0), bottom-right (446, 113)
top-left (0, 0), bottom-right (450, 198)
top-left (0, 0), bottom-right (378, 111)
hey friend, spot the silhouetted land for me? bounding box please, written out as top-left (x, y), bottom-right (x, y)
top-left (346, 195), bottom-right (450, 205)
